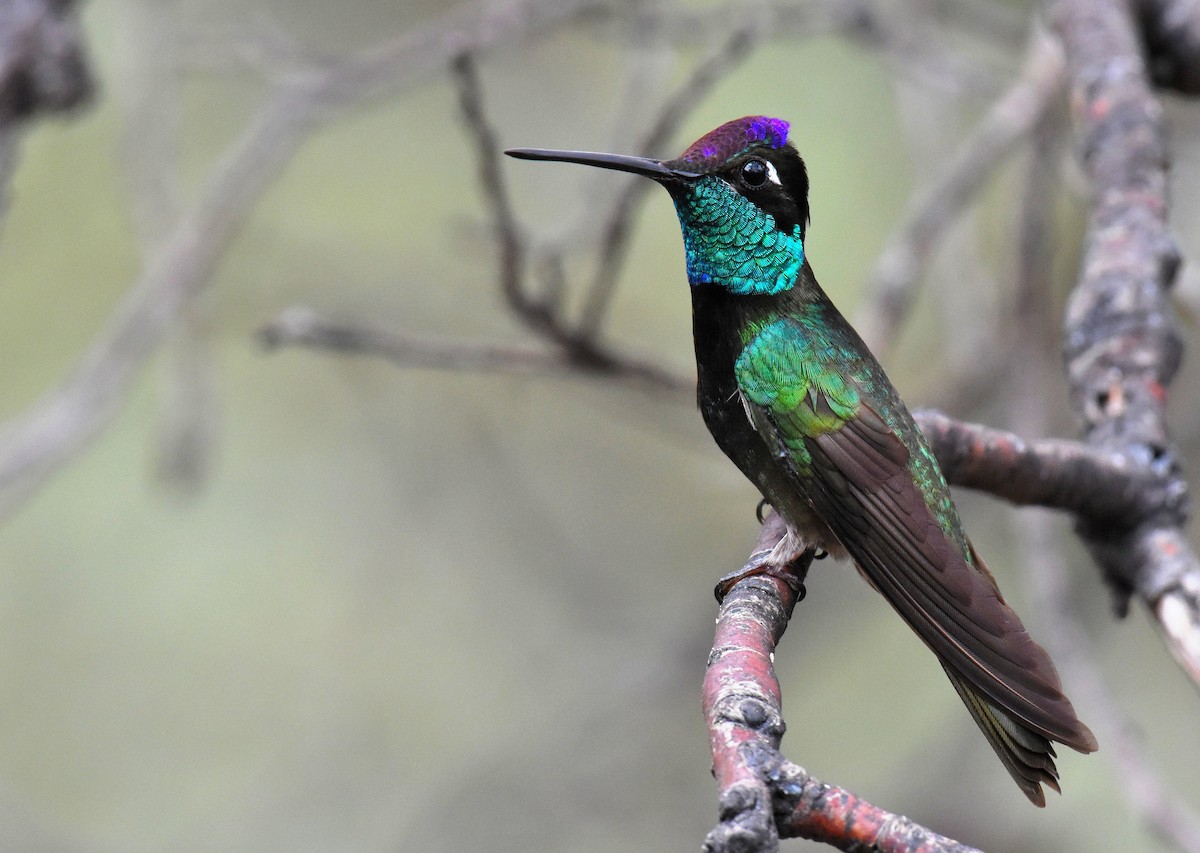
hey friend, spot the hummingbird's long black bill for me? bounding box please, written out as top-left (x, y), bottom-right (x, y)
top-left (504, 148), bottom-right (699, 181)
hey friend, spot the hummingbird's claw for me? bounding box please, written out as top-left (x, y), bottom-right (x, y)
top-left (713, 543), bottom-right (813, 603)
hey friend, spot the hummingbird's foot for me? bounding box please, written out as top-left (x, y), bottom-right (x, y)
top-left (755, 498), bottom-right (772, 523)
top-left (713, 556), bottom-right (808, 602)
top-left (714, 531), bottom-right (813, 603)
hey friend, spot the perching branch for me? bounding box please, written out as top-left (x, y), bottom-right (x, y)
top-left (703, 414), bottom-right (1198, 851)
top-left (703, 513), bottom-right (980, 853)
top-left (702, 402), bottom-right (1200, 850)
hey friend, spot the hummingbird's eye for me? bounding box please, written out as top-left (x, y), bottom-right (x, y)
top-left (741, 159), bottom-right (769, 188)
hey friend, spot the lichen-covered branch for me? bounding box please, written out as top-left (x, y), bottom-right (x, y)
top-left (914, 410), bottom-right (1183, 524)
top-left (1049, 0), bottom-right (1200, 684)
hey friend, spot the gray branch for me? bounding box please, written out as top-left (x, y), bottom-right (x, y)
top-left (1050, 0), bottom-right (1200, 685)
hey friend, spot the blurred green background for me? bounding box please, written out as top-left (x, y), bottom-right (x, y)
top-left (0, 0), bottom-right (1197, 850)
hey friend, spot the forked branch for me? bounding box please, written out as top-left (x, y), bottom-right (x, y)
top-left (703, 513), bottom-right (981, 853)
top-left (1050, 0), bottom-right (1200, 685)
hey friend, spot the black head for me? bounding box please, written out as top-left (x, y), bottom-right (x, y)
top-left (507, 116), bottom-right (811, 295)
top-left (661, 116), bottom-right (809, 237)
top-left (506, 116), bottom-right (810, 237)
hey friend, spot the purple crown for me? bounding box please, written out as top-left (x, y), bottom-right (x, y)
top-left (668, 116), bottom-right (790, 171)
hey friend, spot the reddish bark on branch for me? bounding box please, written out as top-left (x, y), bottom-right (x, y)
top-left (770, 755), bottom-right (982, 853)
top-left (702, 513), bottom-right (979, 853)
top-left (703, 512), bottom-right (802, 852)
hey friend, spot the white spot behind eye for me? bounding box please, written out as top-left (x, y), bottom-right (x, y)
top-left (763, 160), bottom-right (781, 186)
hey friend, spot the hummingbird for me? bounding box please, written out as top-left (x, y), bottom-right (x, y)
top-left (505, 116), bottom-right (1096, 805)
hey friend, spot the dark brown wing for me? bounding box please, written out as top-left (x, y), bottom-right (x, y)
top-left (772, 393), bottom-right (1094, 748)
top-left (740, 381), bottom-right (1098, 760)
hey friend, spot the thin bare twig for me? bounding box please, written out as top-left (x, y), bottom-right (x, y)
top-left (114, 1), bottom-right (218, 493)
top-left (576, 25), bottom-right (758, 339)
top-left (260, 307), bottom-right (566, 374)
top-left (450, 46), bottom-right (695, 390)
top-left (628, 0), bottom-right (1014, 95)
top-left (452, 52), bottom-right (527, 320)
top-left (0, 0), bottom-right (614, 517)
top-left (855, 27), bottom-right (1066, 354)
top-left (258, 306), bottom-right (692, 392)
